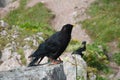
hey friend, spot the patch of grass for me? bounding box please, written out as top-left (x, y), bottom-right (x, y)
top-left (81, 0), bottom-right (120, 74)
top-left (76, 76), bottom-right (84, 80)
top-left (83, 42), bottom-right (110, 73)
top-left (4, 0), bottom-right (55, 36)
top-left (81, 0), bottom-right (120, 44)
top-left (17, 48), bottom-right (27, 65)
top-left (113, 52), bottom-right (120, 65)
top-left (96, 75), bottom-right (108, 80)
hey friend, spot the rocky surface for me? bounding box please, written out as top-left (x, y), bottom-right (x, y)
top-left (0, 20), bottom-right (44, 71)
top-left (0, 63), bottom-right (66, 80)
top-left (0, 55), bottom-right (91, 80)
top-left (62, 53), bottom-right (88, 80)
top-left (0, 0), bottom-right (13, 7)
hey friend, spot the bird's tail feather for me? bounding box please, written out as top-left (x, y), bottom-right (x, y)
top-left (28, 57), bottom-right (39, 67)
top-left (28, 49), bottom-right (40, 58)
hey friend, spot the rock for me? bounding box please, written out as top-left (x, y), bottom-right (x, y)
top-left (114, 67), bottom-right (120, 80)
top-left (0, 52), bottom-right (22, 71)
top-left (89, 72), bottom-right (96, 80)
top-left (1, 47), bottom-right (12, 61)
top-left (33, 39), bottom-right (39, 47)
top-left (24, 37), bottom-right (33, 41)
top-left (0, 50), bottom-right (2, 59)
top-left (12, 30), bottom-right (19, 39)
top-left (0, 0), bottom-right (13, 7)
top-left (62, 53), bottom-right (87, 80)
top-left (0, 20), bottom-right (8, 27)
top-left (0, 63), bottom-right (66, 80)
top-left (0, 30), bottom-right (7, 36)
top-left (23, 45), bottom-right (34, 64)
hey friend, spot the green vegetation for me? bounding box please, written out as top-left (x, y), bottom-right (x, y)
top-left (1, 0), bottom-right (55, 65)
top-left (76, 76), bottom-right (84, 80)
top-left (4, 0), bottom-right (55, 35)
top-left (80, 0), bottom-right (120, 76)
top-left (83, 42), bottom-right (110, 73)
top-left (113, 52), bottom-right (120, 65)
top-left (81, 0), bottom-right (120, 45)
top-left (66, 39), bottom-right (81, 51)
top-left (96, 75), bottom-right (108, 80)
top-left (17, 48), bottom-right (27, 65)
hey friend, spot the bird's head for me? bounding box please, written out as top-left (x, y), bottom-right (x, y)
top-left (61, 24), bottom-right (74, 34)
top-left (82, 41), bottom-right (86, 45)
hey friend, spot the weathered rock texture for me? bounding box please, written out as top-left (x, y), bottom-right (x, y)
top-left (0, 63), bottom-right (66, 80)
top-left (62, 53), bottom-right (87, 80)
top-left (0, 0), bottom-right (13, 7)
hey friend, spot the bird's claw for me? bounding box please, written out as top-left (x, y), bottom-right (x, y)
top-left (50, 60), bottom-right (62, 65)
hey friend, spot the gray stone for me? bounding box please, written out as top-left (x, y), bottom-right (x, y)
top-left (0, 0), bottom-right (13, 7)
top-left (23, 45), bottom-right (34, 64)
top-left (0, 63), bottom-right (66, 80)
top-left (0, 56), bottom-right (22, 71)
top-left (1, 47), bottom-right (12, 61)
top-left (114, 67), bottom-right (120, 80)
top-left (0, 51), bottom-right (2, 59)
top-left (0, 30), bottom-right (7, 36)
top-left (0, 52), bottom-right (22, 71)
top-left (62, 53), bottom-right (87, 80)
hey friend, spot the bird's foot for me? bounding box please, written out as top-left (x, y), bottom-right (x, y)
top-left (49, 58), bottom-right (62, 65)
top-left (50, 59), bottom-right (61, 65)
top-left (50, 60), bottom-right (62, 65)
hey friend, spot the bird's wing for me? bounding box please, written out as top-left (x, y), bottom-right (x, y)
top-left (28, 43), bottom-right (47, 58)
top-left (45, 32), bottom-right (61, 53)
top-left (29, 32), bottom-right (61, 58)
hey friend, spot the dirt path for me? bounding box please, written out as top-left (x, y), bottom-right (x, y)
top-left (0, 0), bottom-right (94, 43)
top-left (27, 0), bottom-right (94, 43)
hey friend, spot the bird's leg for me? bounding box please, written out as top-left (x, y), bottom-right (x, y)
top-left (58, 57), bottom-right (63, 62)
top-left (37, 56), bottom-right (44, 65)
top-left (49, 58), bottom-right (61, 64)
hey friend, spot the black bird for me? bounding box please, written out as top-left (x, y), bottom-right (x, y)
top-left (72, 41), bottom-right (86, 57)
top-left (28, 24), bottom-right (74, 67)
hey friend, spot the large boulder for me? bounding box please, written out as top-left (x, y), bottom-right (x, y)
top-left (0, 63), bottom-right (66, 80)
top-left (62, 53), bottom-right (87, 80)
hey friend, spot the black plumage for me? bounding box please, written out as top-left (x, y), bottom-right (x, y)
top-left (28, 24), bottom-right (73, 67)
top-left (72, 41), bottom-right (86, 57)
